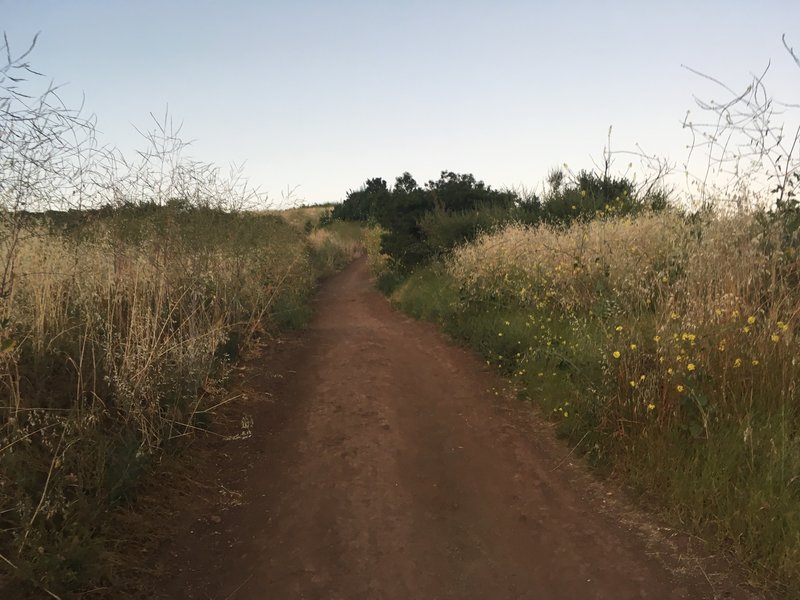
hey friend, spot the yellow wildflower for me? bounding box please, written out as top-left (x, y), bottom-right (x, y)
top-left (612, 351), bottom-right (621, 359)
top-left (687, 363), bottom-right (696, 372)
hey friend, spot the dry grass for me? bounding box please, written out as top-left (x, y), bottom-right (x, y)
top-left (362, 226), bottom-right (389, 275)
top-left (450, 213), bottom-right (799, 431)
top-left (271, 204), bottom-right (334, 231)
top-left (0, 207), bottom-right (321, 595)
top-left (306, 221), bottom-right (365, 277)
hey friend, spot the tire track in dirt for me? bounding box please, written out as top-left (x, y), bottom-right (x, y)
top-left (161, 257), bottom-right (761, 600)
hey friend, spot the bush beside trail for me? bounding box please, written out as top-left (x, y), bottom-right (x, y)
top-left (334, 167), bottom-right (666, 276)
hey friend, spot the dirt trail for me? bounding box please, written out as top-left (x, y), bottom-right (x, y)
top-left (162, 257), bottom-right (758, 600)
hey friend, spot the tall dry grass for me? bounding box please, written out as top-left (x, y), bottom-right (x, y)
top-left (273, 204), bottom-right (335, 231)
top-left (306, 221), bottom-right (365, 277)
top-left (0, 207), bottom-right (320, 594)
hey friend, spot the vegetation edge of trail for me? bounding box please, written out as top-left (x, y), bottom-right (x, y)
top-left (370, 209), bottom-right (798, 598)
top-left (0, 205), bottom-right (362, 598)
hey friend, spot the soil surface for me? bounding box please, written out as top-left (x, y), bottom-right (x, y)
top-left (159, 257), bottom-right (761, 600)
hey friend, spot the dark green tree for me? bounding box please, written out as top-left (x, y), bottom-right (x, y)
top-left (377, 171), bottom-right (519, 269)
top-left (330, 177), bottom-right (390, 221)
top-left (425, 171), bottom-right (517, 212)
top-left (541, 169), bottom-right (651, 225)
top-left (376, 173), bottom-right (433, 269)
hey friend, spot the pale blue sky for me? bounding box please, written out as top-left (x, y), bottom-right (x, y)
top-left (4, 1), bottom-right (799, 206)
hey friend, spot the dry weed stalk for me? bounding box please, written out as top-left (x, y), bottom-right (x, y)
top-left (0, 35), bottom-right (318, 594)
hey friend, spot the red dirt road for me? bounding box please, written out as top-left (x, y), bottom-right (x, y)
top-left (162, 258), bottom-right (758, 599)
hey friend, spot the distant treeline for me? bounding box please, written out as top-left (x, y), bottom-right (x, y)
top-left (331, 169), bottom-right (668, 270)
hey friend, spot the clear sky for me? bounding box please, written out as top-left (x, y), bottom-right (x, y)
top-left (4, 0), bottom-right (799, 207)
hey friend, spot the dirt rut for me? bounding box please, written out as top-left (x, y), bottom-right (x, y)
top-left (162, 257), bottom-right (757, 600)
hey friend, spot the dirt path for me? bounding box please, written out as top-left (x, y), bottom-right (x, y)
top-left (161, 257), bottom-right (759, 600)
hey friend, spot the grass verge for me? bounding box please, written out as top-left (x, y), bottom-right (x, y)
top-left (381, 210), bottom-right (799, 597)
top-left (0, 204), bottom-right (361, 597)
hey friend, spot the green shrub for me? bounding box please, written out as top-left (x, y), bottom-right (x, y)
top-left (331, 177), bottom-right (390, 221)
top-left (376, 270), bottom-right (405, 295)
top-left (418, 206), bottom-right (510, 258)
top-left (391, 264), bottom-right (459, 322)
top-left (333, 167), bottom-right (665, 271)
top-left (541, 169), bottom-right (658, 225)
